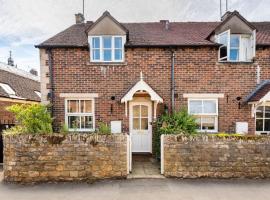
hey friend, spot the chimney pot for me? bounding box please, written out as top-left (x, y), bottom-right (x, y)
top-left (221, 11), bottom-right (233, 21)
top-left (160, 20), bottom-right (169, 30)
top-left (75, 13), bottom-right (85, 24)
top-left (30, 68), bottom-right (38, 76)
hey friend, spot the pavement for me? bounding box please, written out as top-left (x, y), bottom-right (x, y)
top-left (0, 173), bottom-right (270, 200)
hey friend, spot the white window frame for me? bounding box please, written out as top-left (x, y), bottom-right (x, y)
top-left (188, 98), bottom-right (218, 133)
top-left (218, 30), bottom-right (254, 62)
top-left (65, 98), bottom-right (95, 132)
top-left (218, 29), bottom-right (230, 61)
top-left (0, 83), bottom-right (16, 96)
top-left (255, 105), bottom-right (270, 135)
top-left (34, 91), bottom-right (41, 98)
top-left (89, 35), bottom-right (125, 62)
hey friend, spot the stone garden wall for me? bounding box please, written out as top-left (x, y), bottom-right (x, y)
top-left (163, 135), bottom-right (270, 178)
top-left (4, 134), bottom-right (128, 183)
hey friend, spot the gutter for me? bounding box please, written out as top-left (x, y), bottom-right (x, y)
top-left (47, 49), bottom-right (55, 127)
top-left (170, 49), bottom-right (175, 113)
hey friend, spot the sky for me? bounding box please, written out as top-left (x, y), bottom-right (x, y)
top-left (0, 0), bottom-right (270, 74)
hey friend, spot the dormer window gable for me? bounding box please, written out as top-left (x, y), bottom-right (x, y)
top-left (87, 11), bottom-right (128, 63)
top-left (211, 11), bottom-right (257, 62)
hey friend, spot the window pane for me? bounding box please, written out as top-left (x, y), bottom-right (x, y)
top-left (141, 105), bottom-right (148, 117)
top-left (230, 35), bottom-right (240, 48)
top-left (85, 100), bottom-right (92, 113)
top-left (93, 49), bottom-right (100, 60)
top-left (219, 33), bottom-right (228, 45)
top-left (256, 119), bottom-right (263, 131)
top-left (189, 100), bottom-right (202, 114)
top-left (104, 50), bottom-right (112, 61)
top-left (141, 118), bottom-right (148, 130)
top-left (115, 49), bottom-right (122, 60)
top-left (103, 37), bottom-right (112, 48)
top-left (201, 117), bottom-right (215, 130)
top-left (195, 117), bottom-right (201, 130)
top-left (114, 37), bottom-right (122, 48)
top-left (81, 116), bottom-right (93, 129)
top-left (203, 100), bottom-right (216, 114)
top-left (220, 46), bottom-right (227, 60)
top-left (230, 49), bottom-right (239, 61)
top-left (68, 100), bottom-right (79, 113)
top-left (92, 37), bottom-right (100, 48)
top-left (265, 119), bottom-right (270, 131)
top-left (133, 105), bottom-right (140, 117)
top-left (256, 106), bottom-right (264, 118)
top-left (68, 116), bottom-right (80, 129)
top-left (80, 100), bottom-right (92, 113)
top-left (265, 106), bottom-right (270, 118)
top-left (133, 118), bottom-right (140, 130)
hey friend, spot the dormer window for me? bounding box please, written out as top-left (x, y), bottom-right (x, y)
top-left (0, 83), bottom-right (16, 97)
top-left (89, 36), bottom-right (125, 62)
top-left (218, 30), bottom-right (255, 62)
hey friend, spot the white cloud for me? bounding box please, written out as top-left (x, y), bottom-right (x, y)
top-left (0, 0), bottom-right (269, 72)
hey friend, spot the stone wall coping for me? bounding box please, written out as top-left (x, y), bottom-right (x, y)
top-left (4, 133), bottom-right (128, 144)
top-left (163, 134), bottom-right (270, 144)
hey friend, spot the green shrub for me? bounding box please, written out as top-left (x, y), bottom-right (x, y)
top-left (4, 104), bottom-right (53, 135)
top-left (153, 108), bottom-right (197, 159)
top-left (60, 123), bottom-right (69, 135)
top-left (97, 122), bottom-right (111, 134)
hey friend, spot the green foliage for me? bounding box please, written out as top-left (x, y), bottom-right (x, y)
top-left (4, 104), bottom-right (53, 135)
top-left (212, 133), bottom-right (242, 137)
top-left (158, 108), bottom-right (197, 135)
top-left (3, 126), bottom-right (25, 135)
top-left (97, 122), bottom-right (111, 134)
top-left (153, 108), bottom-right (198, 159)
top-left (209, 133), bottom-right (265, 140)
top-left (60, 123), bottom-right (69, 135)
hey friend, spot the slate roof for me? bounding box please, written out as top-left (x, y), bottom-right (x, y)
top-left (0, 62), bottom-right (41, 102)
top-left (36, 20), bottom-right (270, 48)
top-left (245, 80), bottom-right (270, 103)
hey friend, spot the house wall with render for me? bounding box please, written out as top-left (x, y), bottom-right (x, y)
top-left (40, 46), bottom-right (270, 134)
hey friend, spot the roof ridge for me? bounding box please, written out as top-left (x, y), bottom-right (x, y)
top-left (0, 62), bottom-right (40, 82)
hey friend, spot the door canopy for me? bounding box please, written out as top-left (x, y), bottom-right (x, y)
top-left (121, 72), bottom-right (163, 118)
top-left (121, 72), bottom-right (163, 103)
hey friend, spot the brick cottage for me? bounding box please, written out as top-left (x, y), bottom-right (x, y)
top-left (36, 10), bottom-right (270, 153)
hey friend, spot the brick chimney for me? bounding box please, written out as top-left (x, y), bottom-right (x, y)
top-left (75, 13), bottom-right (85, 24)
top-left (160, 20), bottom-right (169, 30)
top-left (30, 68), bottom-right (38, 76)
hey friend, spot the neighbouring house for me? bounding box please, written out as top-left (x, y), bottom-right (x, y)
top-left (36, 10), bottom-right (270, 153)
top-left (0, 61), bottom-right (40, 163)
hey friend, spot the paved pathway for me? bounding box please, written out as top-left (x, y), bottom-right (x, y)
top-left (128, 154), bottom-right (164, 179)
top-left (0, 174), bottom-right (270, 200)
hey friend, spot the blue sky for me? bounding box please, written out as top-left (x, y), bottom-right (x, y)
top-left (1, 0), bottom-right (270, 74)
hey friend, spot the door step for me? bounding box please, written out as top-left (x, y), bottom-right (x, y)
top-left (127, 174), bottom-right (165, 179)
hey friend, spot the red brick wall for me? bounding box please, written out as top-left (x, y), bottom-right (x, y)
top-left (0, 101), bottom-right (16, 125)
top-left (47, 46), bottom-right (270, 134)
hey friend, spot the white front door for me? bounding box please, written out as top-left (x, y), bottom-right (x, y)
top-left (129, 101), bottom-right (152, 153)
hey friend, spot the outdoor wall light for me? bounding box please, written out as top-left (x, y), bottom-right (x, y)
top-left (236, 96), bottom-right (242, 109)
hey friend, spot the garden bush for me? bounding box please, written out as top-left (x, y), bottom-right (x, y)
top-left (153, 108), bottom-right (197, 159)
top-left (97, 122), bottom-right (111, 134)
top-left (4, 104), bottom-right (53, 135)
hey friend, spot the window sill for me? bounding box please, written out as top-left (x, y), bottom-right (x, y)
top-left (86, 61), bottom-right (128, 66)
top-left (68, 129), bottom-right (95, 132)
top-left (198, 130), bottom-right (218, 133)
top-left (217, 61), bottom-right (254, 65)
